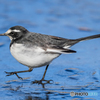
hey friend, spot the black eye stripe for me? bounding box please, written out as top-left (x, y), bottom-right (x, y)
top-left (10, 32), bottom-right (14, 34)
top-left (10, 31), bottom-right (19, 34)
top-left (9, 32), bottom-right (17, 36)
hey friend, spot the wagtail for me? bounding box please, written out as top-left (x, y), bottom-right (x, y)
top-left (0, 26), bottom-right (100, 83)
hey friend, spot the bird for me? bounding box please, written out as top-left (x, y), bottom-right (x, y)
top-left (0, 25), bottom-right (100, 83)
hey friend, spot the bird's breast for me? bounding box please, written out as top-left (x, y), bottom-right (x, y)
top-left (10, 43), bottom-right (59, 68)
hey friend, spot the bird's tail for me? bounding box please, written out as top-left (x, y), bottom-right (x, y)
top-left (67, 34), bottom-right (100, 46)
top-left (75, 34), bottom-right (100, 42)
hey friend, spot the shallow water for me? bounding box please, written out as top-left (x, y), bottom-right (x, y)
top-left (0, 0), bottom-right (100, 99)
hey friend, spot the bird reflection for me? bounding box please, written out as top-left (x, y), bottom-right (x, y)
top-left (25, 95), bottom-right (49, 100)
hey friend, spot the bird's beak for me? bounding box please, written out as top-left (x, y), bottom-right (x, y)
top-left (0, 33), bottom-right (6, 36)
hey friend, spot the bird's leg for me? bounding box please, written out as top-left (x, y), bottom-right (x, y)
top-left (41, 65), bottom-right (49, 81)
top-left (5, 68), bottom-right (33, 79)
top-left (33, 65), bottom-right (53, 84)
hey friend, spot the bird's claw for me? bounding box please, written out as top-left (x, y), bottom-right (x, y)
top-left (5, 71), bottom-right (23, 80)
top-left (5, 71), bottom-right (15, 76)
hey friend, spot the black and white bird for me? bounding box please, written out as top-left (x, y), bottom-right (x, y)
top-left (0, 26), bottom-right (100, 82)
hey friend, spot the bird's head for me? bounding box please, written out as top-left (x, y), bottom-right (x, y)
top-left (0, 26), bottom-right (28, 40)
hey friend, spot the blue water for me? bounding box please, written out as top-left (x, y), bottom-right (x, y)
top-left (0, 0), bottom-right (100, 99)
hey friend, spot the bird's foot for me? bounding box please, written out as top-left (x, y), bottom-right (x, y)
top-left (32, 79), bottom-right (53, 84)
top-left (5, 71), bottom-right (23, 80)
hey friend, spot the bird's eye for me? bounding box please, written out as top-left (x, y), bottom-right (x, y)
top-left (9, 32), bottom-right (14, 35)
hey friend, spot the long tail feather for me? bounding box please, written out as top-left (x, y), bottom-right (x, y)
top-left (75, 34), bottom-right (100, 42)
